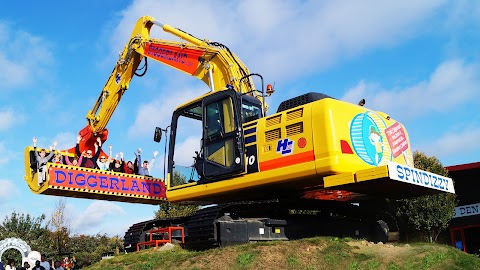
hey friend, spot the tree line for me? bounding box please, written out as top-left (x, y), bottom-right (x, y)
top-left (0, 201), bottom-right (123, 267)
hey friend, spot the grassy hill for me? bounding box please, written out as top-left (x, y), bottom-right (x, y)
top-left (86, 237), bottom-right (480, 270)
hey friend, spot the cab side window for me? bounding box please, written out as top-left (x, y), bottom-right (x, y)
top-left (206, 98), bottom-right (235, 138)
top-left (204, 97), bottom-right (236, 167)
top-left (206, 103), bottom-right (222, 138)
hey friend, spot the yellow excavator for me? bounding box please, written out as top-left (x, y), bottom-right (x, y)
top-left (24, 16), bottom-right (455, 249)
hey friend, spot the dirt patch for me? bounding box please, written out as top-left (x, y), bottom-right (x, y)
top-left (251, 245), bottom-right (289, 269)
top-left (348, 240), bottom-right (415, 264)
top-left (181, 248), bottom-right (238, 270)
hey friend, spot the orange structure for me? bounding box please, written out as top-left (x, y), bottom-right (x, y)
top-left (136, 226), bottom-right (185, 251)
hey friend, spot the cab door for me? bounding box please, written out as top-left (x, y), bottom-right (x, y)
top-left (201, 90), bottom-right (245, 180)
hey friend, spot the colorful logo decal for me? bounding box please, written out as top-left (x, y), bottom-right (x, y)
top-left (115, 73), bottom-right (121, 84)
top-left (385, 122), bottom-right (409, 158)
top-left (277, 138), bottom-right (294, 155)
top-left (350, 112), bottom-right (392, 166)
top-left (144, 43), bottom-right (203, 75)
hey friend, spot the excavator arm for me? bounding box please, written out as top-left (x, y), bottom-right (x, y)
top-left (78, 16), bottom-right (264, 153)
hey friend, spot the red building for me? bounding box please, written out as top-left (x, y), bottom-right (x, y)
top-left (447, 162), bottom-right (480, 254)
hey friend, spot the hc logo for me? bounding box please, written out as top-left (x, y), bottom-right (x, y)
top-left (115, 73), bottom-right (121, 84)
top-left (276, 138), bottom-right (293, 155)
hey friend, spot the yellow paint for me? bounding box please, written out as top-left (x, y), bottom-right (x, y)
top-left (166, 98), bottom-right (414, 203)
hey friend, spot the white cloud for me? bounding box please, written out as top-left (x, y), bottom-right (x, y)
top-left (0, 179), bottom-right (16, 201)
top-left (423, 126), bottom-right (480, 164)
top-left (52, 132), bottom-right (76, 151)
top-left (444, 1), bottom-right (480, 30)
top-left (106, 0), bottom-right (446, 82)
top-left (0, 142), bottom-right (13, 166)
top-left (0, 22), bottom-right (54, 91)
top-left (72, 201), bottom-right (126, 233)
top-left (28, 133), bottom-right (76, 154)
top-left (340, 80), bottom-right (372, 106)
top-left (113, 215), bottom-right (156, 238)
top-left (342, 59), bottom-right (480, 119)
top-left (0, 54), bottom-right (28, 89)
top-left (173, 136), bottom-right (202, 167)
top-left (127, 86), bottom-right (200, 138)
top-left (0, 108), bottom-right (24, 130)
top-left (36, 91), bottom-right (59, 113)
top-left (0, 109), bottom-right (14, 130)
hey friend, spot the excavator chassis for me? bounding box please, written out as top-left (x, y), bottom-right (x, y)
top-left (126, 199), bottom-right (394, 251)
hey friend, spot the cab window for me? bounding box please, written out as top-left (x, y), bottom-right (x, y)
top-left (241, 101), bottom-right (261, 123)
top-left (205, 97), bottom-right (236, 167)
top-left (170, 103), bottom-right (202, 186)
top-left (206, 97), bottom-right (236, 138)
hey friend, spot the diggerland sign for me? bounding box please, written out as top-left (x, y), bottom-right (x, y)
top-left (48, 166), bottom-right (166, 199)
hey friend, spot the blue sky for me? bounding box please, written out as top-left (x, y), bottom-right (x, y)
top-left (1, 0), bottom-right (479, 237)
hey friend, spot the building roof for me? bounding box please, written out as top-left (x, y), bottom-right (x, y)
top-left (446, 161), bottom-right (480, 206)
top-left (446, 162), bottom-right (480, 172)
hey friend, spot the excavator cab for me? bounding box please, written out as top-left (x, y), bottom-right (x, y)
top-left (168, 89), bottom-right (246, 186)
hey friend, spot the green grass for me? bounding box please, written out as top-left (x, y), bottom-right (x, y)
top-left (420, 251), bottom-right (448, 269)
top-left (286, 255), bottom-right (298, 268)
top-left (386, 262), bottom-right (400, 270)
top-left (365, 260), bottom-right (380, 270)
top-left (348, 261), bottom-right (360, 270)
top-left (236, 252), bottom-right (255, 267)
top-left (84, 237), bottom-right (480, 270)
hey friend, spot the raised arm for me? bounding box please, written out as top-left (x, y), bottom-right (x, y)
top-left (77, 153), bottom-right (84, 166)
top-left (93, 137), bottom-right (102, 159)
top-left (33, 137), bottom-right (40, 159)
top-left (75, 135), bottom-right (82, 157)
top-left (149, 151), bottom-right (158, 170)
top-left (45, 141), bottom-right (57, 160)
top-left (107, 145), bottom-right (113, 163)
top-left (64, 151), bottom-right (72, 166)
top-left (137, 148), bottom-right (142, 168)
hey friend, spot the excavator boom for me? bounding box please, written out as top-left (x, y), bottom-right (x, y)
top-left (77, 16), bottom-right (262, 154)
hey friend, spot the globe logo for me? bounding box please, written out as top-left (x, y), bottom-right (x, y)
top-left (350, 111), bottom-right (392, 166)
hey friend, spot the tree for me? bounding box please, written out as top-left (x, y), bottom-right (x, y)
top-left (0, 212), bottom-right (49, 245)
top-left (0, 202), bottom-right (123, 265)
top-left (69, 233), bottom-right (124, 265)
top-left (155, 171), bottom-right (199, 219)
top-left (48, 198), bottom-right (71, 256)
top-left (0, 211), bottom-right (50, 264)
top-left (391, 151), bottom-right (457, 243)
